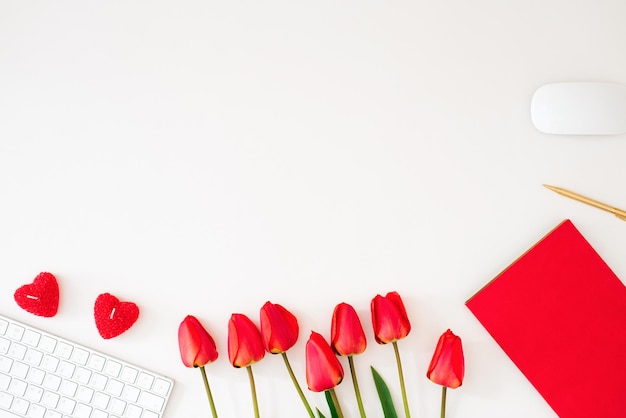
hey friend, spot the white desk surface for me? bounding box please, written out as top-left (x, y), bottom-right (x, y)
top-left (1, 2), bottom-right (626, 417)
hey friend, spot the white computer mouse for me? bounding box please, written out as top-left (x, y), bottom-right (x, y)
top-left (530, 82), bottom-right (626, 135)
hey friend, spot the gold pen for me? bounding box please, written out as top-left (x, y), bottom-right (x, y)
top-left (544, 184), bottom-right (626, 221)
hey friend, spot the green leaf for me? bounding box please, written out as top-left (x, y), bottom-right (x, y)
top-left (316, 408), bottom-right (327, 418)
top-left (371, 366), bottom-right (399, 418)
top-left (324, 390), bottom-right (339, 418)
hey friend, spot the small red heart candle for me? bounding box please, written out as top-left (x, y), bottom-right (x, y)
top-left (14, 272), bottom-right (60, 317)
top-left (94, 293), bottom-right (139, 339)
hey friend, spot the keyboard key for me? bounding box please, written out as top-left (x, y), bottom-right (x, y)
top-left (110, 397), bottom-right (126, 415)
top-left (26, 367), bottom-right (45, 385)
top-left (0, 391), bottom-right (13, 409)
top-left (92, 391), bottom-right (110, 409)
top-left (120, 366), bottom-right (138, 383)
top-left (11, 361), bottom-right (29, 379)
top-left (25, 384), bottom-right (44, 402)
top-left (90, 372), bottom-right (108, 391)
top-left (74, 366), bottom-right (91, 384)
top-left (38, 335), bottom-right (57, 353)
top-left (74, 403), bottom-right (92, 418)
top-left (57, 360), bottom-right (75, 378)
top-left (92, 409), bottom-right (108, 418)
top-left (153, 378), bottom-right (171, 396)
top-left (9, 343), bottom-right (27, 360)
top-left (70, 348), bottom-right (89, 366)
top-left (125, 404), bottom-right (143, 418)
top-left (42, 374), bottom-right (61, 391)
top-left (60, 379), bottom-right (78, 397)
top-left (136, 372), bottom-right (154, 389)
top-left (27, 402), bottom-right (46, 418)
top-left (0, 318), bottom-right (8, 335)
top-left (41, 391), bottom-right (60, 408)
top-left (54, 342), bottom-right (72, 360)
top-left (10, 397), bottom-right (29, 415)
top-left (8, 378), bottom-right (28, 396)
top-left (6, 324), bottom-right (25, 341)
top-left (57, 397), bottom-right (76, 414)
top-left (0, 373), bottom-right (10, 390)
top-left (104, 359), bottom-right (122, 377)
top-left (88, 354), bottom-right (106, 371)
top-left (105, 379), bottom-right (124, 397)
top-left (75, 386), bottom-right (94, 403)
top-left (138, 391), bottom-right (165, 412)
top-left (0, 355), bottom-right (14, 373)
top-left (0, 337), bottom-right (10, 354)
top-left (24, 348), bottom-right (43, 366)
top-left (122, 385), bottom-right (140, 403)
top-left (22, 330), bottom-right (41, 347)
top-left (41, 354), bottom-right (59, 372)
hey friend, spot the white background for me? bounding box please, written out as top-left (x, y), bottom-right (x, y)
top-left (1, 1), bottom-right (626, 417)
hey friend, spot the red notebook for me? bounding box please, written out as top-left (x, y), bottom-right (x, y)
top-left (466, 219), bottom-right (626, 418)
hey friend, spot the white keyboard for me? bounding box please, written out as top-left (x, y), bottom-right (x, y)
top-left (0, 314), bottom-right (173, 418)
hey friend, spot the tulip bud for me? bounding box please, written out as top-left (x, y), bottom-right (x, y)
top-left (260, 301), bottom-right (299, 354)
top-left (305, 331), bottom-right (344, 392)
top-left (370, 291), bottom-right (411, 344)
top-left (426, 329), bottom-right (465, 389)
top-left (177, 315), bottom-right (219, 368)
top-left (228, 313), bottom-right (265, 368)
top-left (330, 303), bottom-right (367, 356)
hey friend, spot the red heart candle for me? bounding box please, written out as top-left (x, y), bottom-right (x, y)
top-left (14, 272), bottom-right (60, 317)
top-left (94, 293), bottom-right (140, 339)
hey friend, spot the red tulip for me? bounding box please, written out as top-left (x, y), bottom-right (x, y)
top-left (427, 329), bottom-right (465, 389)
top-left (330, 303), bottom-right (367, 356)
top-left (370, 291), bottom-right (411, 344)
top-left (178, 315), bottom-right (219, 368)
top-left (260, 301), bottom-right (299, 354)
top-left (228, 313), bottom-right (265, 368)
top-left (305, 331), bottom-right (344, 392)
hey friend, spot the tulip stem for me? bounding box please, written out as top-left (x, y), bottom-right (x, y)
top-left (246, 365), bottom-right (260, 418)
top-left (199, 366), bottom-right (218, 418)
top-left (440, 386), bottom-right (447, 418)
top-left (281, 352), bottom-right (315, 418)
top-left (392, 341), bottom-right (411, 418)
top-left (328, 388), bottom-right (345, 418)
top-left (348, 355), bottom-right (366, 418)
